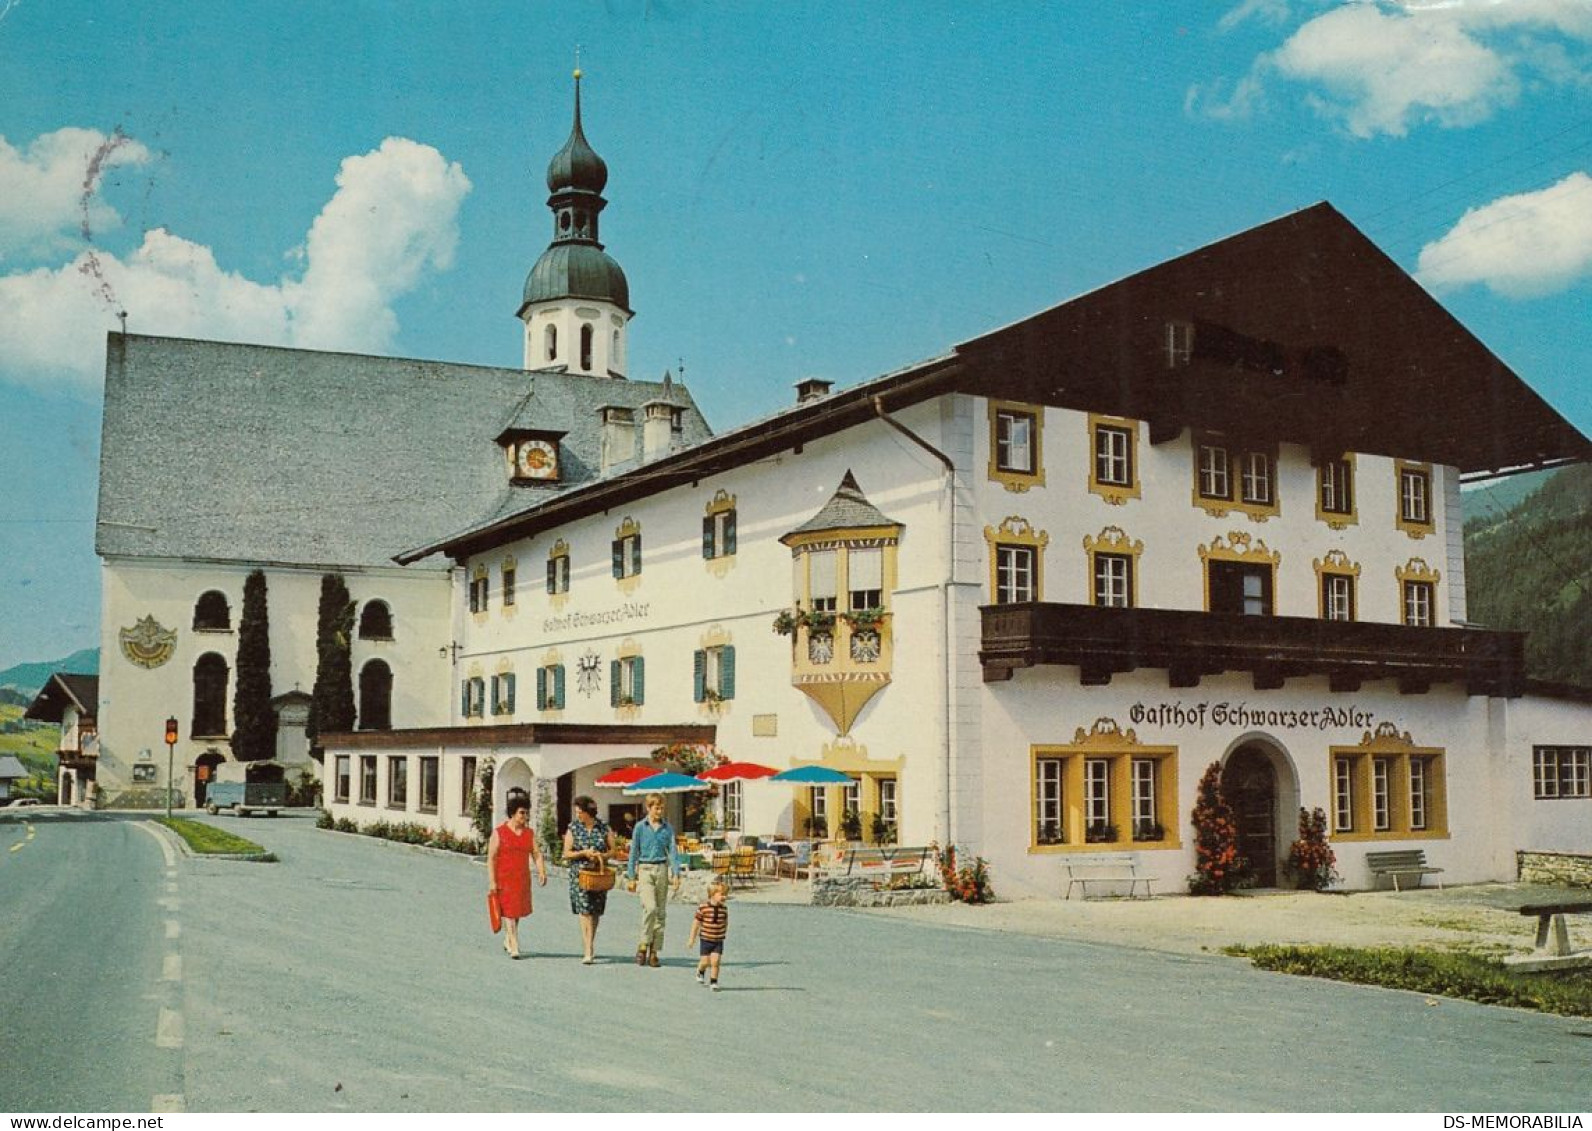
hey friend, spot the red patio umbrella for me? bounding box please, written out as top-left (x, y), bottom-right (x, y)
top-left (593, 764), bottom-right (659, 787)
top-left (696, 761), bottom-right (779, 783)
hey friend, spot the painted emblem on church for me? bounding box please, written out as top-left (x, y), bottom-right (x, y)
top-left (576, 650), bottom-right (603, 698)
top-left (120, 615), bottom-right (178, 669)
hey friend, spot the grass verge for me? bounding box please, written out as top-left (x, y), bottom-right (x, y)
top-left (155, 816), bottom-right (276, 860)
top-left (1226, 944), bottom-right (1592, 1017)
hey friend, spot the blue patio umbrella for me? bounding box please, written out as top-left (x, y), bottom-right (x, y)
top-left (621, 771), bottom-right (714, 795)
top-left (768, 765), bottom-right (854, 785)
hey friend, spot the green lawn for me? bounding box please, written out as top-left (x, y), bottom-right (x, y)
top-left (155, 817), bottom-right (276, 859)
top-left (1227, 944), bottom-right (1592, 1017)
top-left (0, 705), bottom-right (59, 777)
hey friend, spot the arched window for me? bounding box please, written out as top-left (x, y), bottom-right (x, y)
top-left (192, 653), bottom-right (229, 737)
top-left (193, 590), bottom-right (231, 631)
top-left (357, 600), bottom-right (393, 640)
top-left (612, 329), bottom-right (623, 372)
top-left (359, 660), bottom-right (393, 731)
top-left (580, 323), bottom-right (594, 370)
top-left (545, 324), bottom-right (557, 362)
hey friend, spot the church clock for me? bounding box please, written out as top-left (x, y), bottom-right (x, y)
top-left (517, 438), bottom-right (559, 480)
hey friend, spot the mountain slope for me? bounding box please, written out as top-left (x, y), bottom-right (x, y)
top-left (0, 648), bottom-right (100, 698)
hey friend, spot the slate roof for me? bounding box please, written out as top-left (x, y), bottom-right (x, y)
top-left (96, 334), bottom-right (711, 568)
top-left (782, 471), bottom-right (901, 541)
top-left (0, 756), bottom-right (26, 782)
top-left (24, 673), bottom-right (98, 723)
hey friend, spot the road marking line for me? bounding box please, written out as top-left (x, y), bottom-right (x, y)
top-left (158, 897), bottom-right (182, 912)
top-left (151, 1095), bottom-right (185, 1113)
top-left (162, 954), bottom-right (182, 982)
top-left (156, 1007), bottom-right (184, 1049)
top-left (165, 919), bottom-right (181, 939)
top-left (7, 843), bottom-right (21, 853)
top-left (135, 820), bottom-right (177, 867)
top-left (164, 881), bottom-right (178, 895)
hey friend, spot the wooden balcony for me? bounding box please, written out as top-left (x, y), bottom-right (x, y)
top-left (979, 602), bottom-right (1526, 697)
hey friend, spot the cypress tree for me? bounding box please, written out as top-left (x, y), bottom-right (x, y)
top-left (307, 573), bottom-right (357, 745)
top-left (230, 569), bottom-right (277, 762)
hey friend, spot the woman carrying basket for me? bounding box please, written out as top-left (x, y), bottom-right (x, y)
top-left (563, 794), bottom-right (616, 965)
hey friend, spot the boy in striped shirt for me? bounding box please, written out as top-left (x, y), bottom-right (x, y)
top-left (688, 881), bottom-right (730, 991)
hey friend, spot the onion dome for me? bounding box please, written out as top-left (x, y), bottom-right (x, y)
top-left (523, 243), bottom-right (630, 312)
top-left (545, 70), bottom-right (608, 195)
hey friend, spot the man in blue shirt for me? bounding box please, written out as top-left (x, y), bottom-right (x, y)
top-left (625, 793), bottom-right (681, 966)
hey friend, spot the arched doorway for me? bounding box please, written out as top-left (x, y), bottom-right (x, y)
top-left (1222, 743), bottom-right (1282, 887)
top-left (193, 748), bottom-right (225, 808)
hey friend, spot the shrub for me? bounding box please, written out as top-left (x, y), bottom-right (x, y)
top-left (1188, 760), bottom-right (1247, 895)
top-left (936, 843), bottom-right (994, 904)
top-left (1285, 806), bottom-right (1338, 891)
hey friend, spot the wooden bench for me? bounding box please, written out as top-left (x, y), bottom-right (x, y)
top-left (820, 845), bottom-right (933, 884)
top-left (1063, 854), bottom-right (1155, 900)
top-left (1364, 850), bottom-right (1444, 892)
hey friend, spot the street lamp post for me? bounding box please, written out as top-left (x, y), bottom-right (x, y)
top-left (164, 716), bottom-right (179, 818)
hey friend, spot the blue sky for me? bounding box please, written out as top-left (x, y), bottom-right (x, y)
top-left (3, 0), bottom-right (1591, 670)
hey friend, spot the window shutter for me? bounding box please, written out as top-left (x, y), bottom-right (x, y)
top-left (554, 664), bottom-right (565, 710)
top-left (489, 675), bottom-right (500, 715)
top-left (725, 510), bottom-right (736, 556)
top-left (632, 656), bottom-right (645, 704)
top-left (702, 516), bottom-right (714, 559)
top-left (612, 540), bottom-right (623, 578)
top-left (546, 558), bottom-right (556, 594)
top-left (693, 650), bottom-right (706, 702)
top-left (460, 680), bottom-right (469, 717)
top-left (721, 646), bottom-right (735, 700)
top-left (504, 673), bottom-right (515, 714)
top-left (632, 533), bottom-right (643, 575)
top-left (610, 660), bottom-right (620, 707)
top-left (536, 667), bottom-right (547, 711)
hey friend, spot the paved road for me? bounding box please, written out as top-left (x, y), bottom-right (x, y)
top-left (5, 809), bottom-right (1591, 1112)
top-left (0, 810), bottom-right (184, 1111)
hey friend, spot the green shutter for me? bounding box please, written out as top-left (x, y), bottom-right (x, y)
top-left (554, 664), bottom-right (566, 710)
top-left (546, 558), bottom-right (556, 594)
top-left (693, 650), bottom-right (706, 702)
top-left (632, 656), bottom-right (645, 704)
top-left (536, 667), bottom-right (547, 711)
top-left (702, 516), bottom-right (714, 559)
top-left (721, 646), bottom-right (735, 700)
top-left (504, 673), bottom-right (515, 714)
top-left (633, 533), bottom-right (643, 575)
top-left (725, 510), bottom-right (736, 556)
top-left (612, 540), bottom-right (623, 578)
top-left (610, 660), bottom-right (620, 706)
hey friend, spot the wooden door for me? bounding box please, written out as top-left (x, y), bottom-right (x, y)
top-left (1222, 746), bottom-right (1278, 887)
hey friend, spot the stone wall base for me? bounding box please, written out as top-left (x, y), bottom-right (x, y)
top-left (813, 875), bottom-right (950, 907)
top-left (1517, 850), bottom-right (1592, 888)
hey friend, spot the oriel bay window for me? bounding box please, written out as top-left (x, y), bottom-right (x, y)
top-left (1330, 726), bottom-right (1447, 839)
top-left (1030, 721), bottom-right (1176, 851)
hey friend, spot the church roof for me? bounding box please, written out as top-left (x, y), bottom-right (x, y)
top-left (96, 334), bottom-right (711, 569)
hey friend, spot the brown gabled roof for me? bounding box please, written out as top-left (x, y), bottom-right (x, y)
top-left (24, 673), bottom-right (98, 723)
top-left (955, 202), bottom-right (1590, 475)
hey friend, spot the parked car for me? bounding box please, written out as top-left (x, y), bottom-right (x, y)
top-left (205, 761), bottom-right (287, 817)
top-left (4, 798), bottom-right (42, 807)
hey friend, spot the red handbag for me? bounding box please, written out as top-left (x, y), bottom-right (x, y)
top-left (488, 891), bottom-right (503, 933)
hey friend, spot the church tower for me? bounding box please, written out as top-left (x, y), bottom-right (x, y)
top-left (518, 70), bottom-right (632, 377)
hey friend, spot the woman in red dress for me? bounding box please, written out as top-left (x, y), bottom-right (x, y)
top-left (487, 795), bottom-right (546, 958)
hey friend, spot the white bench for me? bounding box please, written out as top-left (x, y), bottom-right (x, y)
top-left (1064, 854), bottom-right (1155, 900)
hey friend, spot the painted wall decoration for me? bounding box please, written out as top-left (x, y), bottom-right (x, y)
top-left (119, 615), bottom-right (178, 669)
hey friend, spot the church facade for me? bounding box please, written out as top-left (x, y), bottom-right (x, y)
top-left (93, 78), bottom-right (1591, 894)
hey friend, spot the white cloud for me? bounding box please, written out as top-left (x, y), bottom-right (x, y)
top-left (0, 133), bottom-right (471, 392)
top-left (1218, 0), bottom-right (1293, 33)
top-left (0, 127), bottom-right (151, 260)
top-left (1417, 170), bottom-right (1592, 296)
top-left (1272, 4), bottom-right (1519, 137)
top-left (1193, 1), bottom-right (1592, 137)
